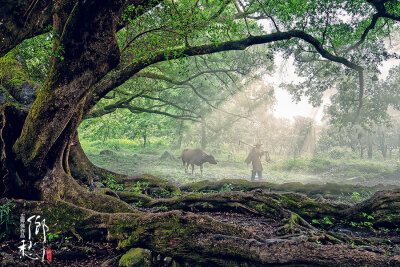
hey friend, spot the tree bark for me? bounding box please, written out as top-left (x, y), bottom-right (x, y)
top-left (69, 134), bottom-right (129, 185)
top-left (368, 143), bottom-right (373, 159)
top-left (3, 188), bottom-right (400, 266)
top-left (4, 0), bottom-right (127, 199)
top-left (143, 130), bottom-right (147, 147)
top-left (201, 118), bottom-right (207, 149)
top-left (0, 0), bottom-right (53, 57)
top-left (175, 119), bottom-right (184, 149)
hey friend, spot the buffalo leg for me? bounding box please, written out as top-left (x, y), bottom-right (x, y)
top-left (183, 160), bottom-right (187, 173)
top-left (200, 164), bottom-right (203, 176)
top-left (191, 164), bottom-right (194, 175)
top-left (185, 162), bottom-right (189, 174)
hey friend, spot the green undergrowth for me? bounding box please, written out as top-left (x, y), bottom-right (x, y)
top-left (80, 139), bottom-right (168, 155)
top-left (269, 157), bottom-right (399, 179)
top-left (0, 201), bottom-right (17, 240)
top-left (81, 139), bottom-right (400, 189)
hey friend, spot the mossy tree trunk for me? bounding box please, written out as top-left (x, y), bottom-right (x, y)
top-left (69, 134), bottom-right (129, 185)
top-left (3, 0), bottom-right (124, 199)
top-left (0, 0), bottom-right (52, 57)
top-left (0, 1), bottom-right (152, 215)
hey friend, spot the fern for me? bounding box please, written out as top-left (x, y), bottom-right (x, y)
top-left (0, 201), bottom-right (14, 240)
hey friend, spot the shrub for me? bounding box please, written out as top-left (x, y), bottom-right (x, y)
top-left (326, 148), bottom-right (357, 160)
top-left (308, 157), bottom-right (334, 173)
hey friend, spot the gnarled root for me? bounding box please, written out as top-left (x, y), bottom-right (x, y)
top-left (3, 198), bottom-right (399, 266)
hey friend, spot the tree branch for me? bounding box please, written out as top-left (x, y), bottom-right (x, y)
top-left (86, 29), bottom-right (366, 121)
top-left (340, 13), bottom-right (381, 53)
top-left (136, 68), bottom-right (252, 120)
top-left (121, 26), bottom-right (166, 54)
top-left (0, 0), bottom-right (165, 58)
top-left (124, 104), bottom-right (201, 121)
top-left (135, 68), bottom-right (240, 85)
top-left (140, 95), bottom-right (196, 114)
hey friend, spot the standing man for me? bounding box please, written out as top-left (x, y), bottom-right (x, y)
top-left (244, 142), bottom-right (265, 181)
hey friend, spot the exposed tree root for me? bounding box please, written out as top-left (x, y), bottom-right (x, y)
top-left (69, 135), bottom-right (132, 185)
top-left (116, 191), bottom-right (152, 206)
top-left (343, 188), bottom-right (400, 228)
top-left (110, 186), bottom-right (400, 231)
top-left (3, 197), bottom-right (399, 266)
top-left (121, 174), bottom-right (180, 197)
top-left (69, 138), bottom-right (180, 196)
top-left (180, 178), bottom-right (397, 200)
top-left (150, 191), bottom-right (289, 217)
top-left (143, 190), bottom-right (346, 224)
top-left (37, 168), bottom-right (133, 213)
top-left (190, 234), bottom-right (400, 266)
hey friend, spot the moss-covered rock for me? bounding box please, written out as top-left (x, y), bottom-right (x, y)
top-left (119, 248), bottom-right (152, 267)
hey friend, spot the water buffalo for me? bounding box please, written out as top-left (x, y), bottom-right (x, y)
top-left (181, 148), bottom-right (217, 175)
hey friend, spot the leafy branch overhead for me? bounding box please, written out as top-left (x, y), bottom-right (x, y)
top-left (5, 0), bottom-right (399, 126)
top-left (81, 0), bottom-right (400, 127)
top-left (86, 48), bottom-right (271, 123)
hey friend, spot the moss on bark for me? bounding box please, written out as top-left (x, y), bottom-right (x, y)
top-left (37, 169), bottom-right (133, 213)
top-left (119, 248), bottom-right (152, 267)
top-left (69, 137), bottom-right (181, 198)
top-left (3, 182), bottom-right (400, 266)
top-left (180, 179), bottom-right (395, 201)
top-left (344, 188), bottom-right (400, 228)
top-left (116, 191), bottom-right (152, 206)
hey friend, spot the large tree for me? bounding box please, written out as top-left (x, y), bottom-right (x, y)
top-left (1, 0), bottom-right (400, 265)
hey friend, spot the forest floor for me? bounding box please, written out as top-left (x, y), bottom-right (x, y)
top-left (4, 207), bottom-right (399, 266)
top-left (2, 147), bottom-right (400, 266)
top-left (85, 148), bottom-right (400, 188)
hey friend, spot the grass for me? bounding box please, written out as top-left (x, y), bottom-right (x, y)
top-left (269, 156), bottom-right (400, 182)
top-left (0, 201), bottom-right (15, 240)
top-left (81, 139), bottom-right (400, 187)
top-left (80, 138), bottom-right (168, 155)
